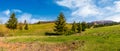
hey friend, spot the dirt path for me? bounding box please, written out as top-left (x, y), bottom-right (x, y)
top-left (0, 41), bottom-right (68, 51)
top-left (0, 38), bottom-right (85, 51)
top-left (0, 41), bottom-right (27, 51)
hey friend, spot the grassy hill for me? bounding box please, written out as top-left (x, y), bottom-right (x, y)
top-left (0, 23), bottom-right (120, 51)
top-left (0, 23), bottom-right (55, 36)
top-left (0, 23), bottom-right (72, 36)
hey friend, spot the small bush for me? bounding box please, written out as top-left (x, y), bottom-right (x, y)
top-left (65, 31), bottom-right (75, 36)
top-left (7, 33), bottom-right (13, 36)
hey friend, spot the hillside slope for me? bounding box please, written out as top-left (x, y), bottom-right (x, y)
top-left (0, 24), bottom-right (120, 51)
top-left (0, 23), bottom-right (72, 36)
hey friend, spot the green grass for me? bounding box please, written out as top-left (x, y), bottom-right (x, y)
top-left (0, 24), bottom-right (120, 51)
top-left (0, 23), bottom-right (55, 36)
top-left (0, 23), bottom-right (72, 36)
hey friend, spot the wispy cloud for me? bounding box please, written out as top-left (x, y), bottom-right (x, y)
top-left (12, 9), bottom-right (22, 13)
top-left (0, 10), bottom-right (10, 24)
top-left (56, 0), bottom-right (100, 17)
top-left (18, 13), bottom-right (48, 24)
top-left (56, 0), bottom-right (120, 22)
top-left (105, 14), bottom-right (120, 22)
top-left (0, 9), bottom-right (47, 24)
top-left (2, 9), bottom-right (10, 16)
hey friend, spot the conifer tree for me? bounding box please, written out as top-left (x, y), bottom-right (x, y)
top-left (81, 22), bottom-right (87, 31)
top-left (6, 13), bottom-right (17, 30)
top-left (71, 21), bottom-right (77, 33)
top-left (24, 20), bottom-right (29, 30)
top-left (77, 22), bottom-right (82, 33)
top-left (54, 12), bottom-right (67, 34)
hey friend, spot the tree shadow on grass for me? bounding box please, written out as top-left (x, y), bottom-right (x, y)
top-left (45, 32), bottom-right (62, 36)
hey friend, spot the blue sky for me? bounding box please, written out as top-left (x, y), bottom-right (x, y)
top-left (0, 0), bottom-right (120, 23)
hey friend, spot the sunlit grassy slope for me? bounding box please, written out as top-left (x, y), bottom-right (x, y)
top-left (0, 24), bottom-right (120, 51)
top-left (0, 23), bottom-right (71, 36)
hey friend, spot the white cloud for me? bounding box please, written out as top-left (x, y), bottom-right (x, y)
top-left (56, 0), bottom-right (74, 8)
top-left (2, 9), bottom-right (10, 16)
top-left (18, 13), bottom-right (39, 24)
top-left (0, 9), bottom-right (45, 24)
top-left (56, 0), bottom-right (100, 18)
top-left (72, 5), bottom-right (99, 17)
top-left (18, 13), bottom-right (32, 23)
top-left (0, 17), bottom-right (9, 24)
top-left (114, 1), bottom-right (120, 12)
top-left (0, 10), bottom-right (11, 24)
top-left (12, 9), bottom-right (22, 13)
top-left (56, 0), bottom-right (120, 22)
top-left (105, 14), bottom-right (120, 22)
top-left (18, 13), bottom-right (48, 24)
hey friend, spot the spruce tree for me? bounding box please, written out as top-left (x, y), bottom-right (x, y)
top-left (71, 21), bottom-right (77, 33)
top-left (24, 20), bottom-right (28, 30)
top-left (6, 13), bottom-right (17, 30)
top-left (77, 22), bottom-right (82, 33)
top-left (24, 23), bottom-right (28, 30)
top-left (54, 12), bottom-right (67, 34)
top-left (81, 22), bottom-right (87, 31)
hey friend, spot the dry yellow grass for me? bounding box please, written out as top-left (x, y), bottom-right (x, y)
top-left (0, 23), bottom-right (72, 36)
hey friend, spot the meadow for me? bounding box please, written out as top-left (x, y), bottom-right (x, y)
top-left (0, 23), bottom-right (120, 51)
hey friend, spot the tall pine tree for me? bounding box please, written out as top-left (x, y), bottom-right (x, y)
top-left (54, 12), bottom-right (67, 34)
top-left (77, 22), bottom-right (82, 33)
top-left (24, 20), bottom-right (29, 30)
top-left (6, 13), bottom-right (17, 30)
top-left (71, 21), bottom-right (77, 33)
top-left (81, 22), bottom-right (87, 31)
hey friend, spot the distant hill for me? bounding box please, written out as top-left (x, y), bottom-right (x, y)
top-left (34, 20), bottom-right (119, 25)
top-left (87, 20), bottom-right (120, 28)
top-left (90, 20), bottom-right (116, 25)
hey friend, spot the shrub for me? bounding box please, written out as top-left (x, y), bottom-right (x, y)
top-left (24, 23), bottom-right (28, 30)
top-left (65, 30), bottom-right (75, 36)
top-left (18, 22), bottom-right (23, 30)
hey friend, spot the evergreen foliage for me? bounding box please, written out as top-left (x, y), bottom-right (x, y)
top-left (54, 12), bottom-right (67, 34)
top-left (6, 13), bottom-right (18, 30)
top-left (71, 21), bottom-right (77, 33)
top-left (81, 22), bottom-right (87, 31)
top-left (24, 20), bottom-right (29, 30)
top-left (77, 22), bottom-right (82, 33)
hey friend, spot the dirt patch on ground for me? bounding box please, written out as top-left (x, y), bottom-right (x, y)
top-left (0, 41), bottom-right (85, 51)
